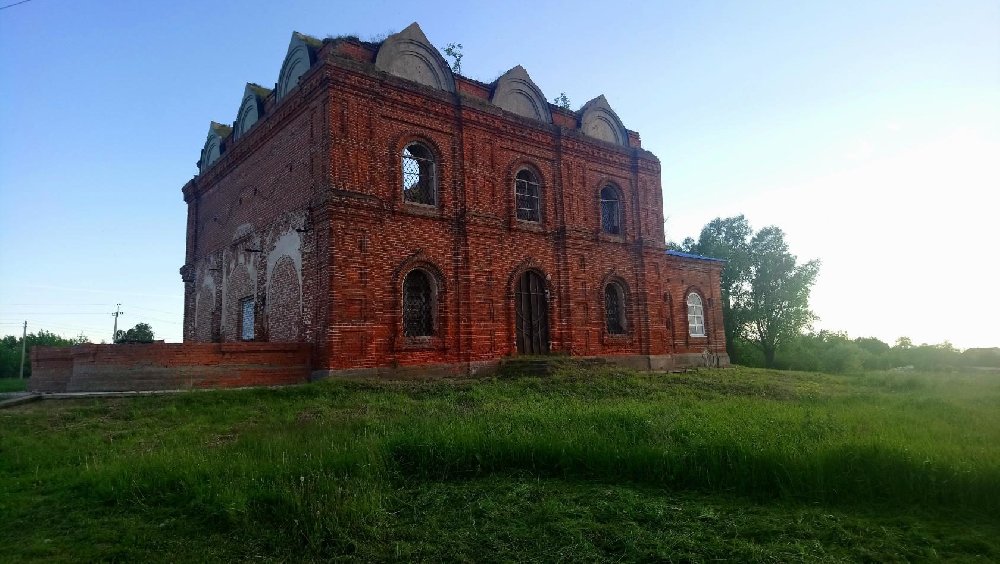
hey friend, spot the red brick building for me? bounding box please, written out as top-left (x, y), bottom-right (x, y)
top-left (180, 23), bottom-right (729, 377)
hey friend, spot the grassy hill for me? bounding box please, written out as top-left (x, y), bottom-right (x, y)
top-left (2, 366), bottom-right (998, 561)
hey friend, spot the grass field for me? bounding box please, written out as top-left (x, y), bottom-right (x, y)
top-left (0, 377), bottom-right (27, 393)
top-left (1, 366), bottom-right (998, 561)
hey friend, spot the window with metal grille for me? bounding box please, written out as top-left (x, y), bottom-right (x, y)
top-left (515, 169), bottom-right (540, 222)
top-left (687, 292), bottom-right (706, 337)
top-left (403, 269), bottom-right (434, 337)
top-left (600, 185), bottom-right (622, 234)
top-left (402, 142), bottom-right (436, 205)
top-left (240, 297), bottom-right (254, 341)
top-left (605, 282), bottom-right (626, 335)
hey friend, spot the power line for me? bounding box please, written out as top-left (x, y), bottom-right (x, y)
top-left (0, 0), bottom-right (36, 10)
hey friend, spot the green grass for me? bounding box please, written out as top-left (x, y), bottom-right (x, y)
top-left (2, 366), bottom-right (998, 561)
top-left (0, 377), bottom-right (27, 393)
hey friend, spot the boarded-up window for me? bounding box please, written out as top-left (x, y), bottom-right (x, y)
top-left (403, 270), bottom-right (433, 337)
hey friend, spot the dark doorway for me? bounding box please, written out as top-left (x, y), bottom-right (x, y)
top-left (515, 270), bottom-right (549, 355)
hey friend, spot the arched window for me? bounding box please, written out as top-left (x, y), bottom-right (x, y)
top-left (687, 292), bottom-right (706, 337)
top-left (605, 282), bottom-right (627, 335)
top-left (402, 142), bottom-right (436, 205)
top-left (515, 169), bottom-right (541, 222)
top-left (600, 185), bottom-right (622, 235)
top-left (403, 269), bottom-right (434, 337)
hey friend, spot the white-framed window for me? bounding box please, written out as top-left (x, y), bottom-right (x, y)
top-left (515, 169), bottom-right (540, 222)
top-left (402, 142), bottom-right (436, 205)
top-left (686, 292), bottom-right (705, 337)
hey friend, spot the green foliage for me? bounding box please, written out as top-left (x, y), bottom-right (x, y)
top-left (0, 329), bottom-right (89, 378)
top-left (0, 378), bottom-right (27, 392)
top-left (443, 42), bottom-right (463, 74)
top-left (2, 368), bottom-right (999, 560)
top-left (552, 92), bottom-right (571, 110)
top-left (963, 347), bottom-right (1000, 367)
top-left (736, 332), bottom-right (984, 373)
top-left (114, 322), bottom-right (155, 344)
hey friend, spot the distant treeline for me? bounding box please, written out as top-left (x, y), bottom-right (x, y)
top-left (732, 331), bottom-right (1000, 373)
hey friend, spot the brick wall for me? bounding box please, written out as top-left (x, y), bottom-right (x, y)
top-left (28, 343), bottom-right (311, 393)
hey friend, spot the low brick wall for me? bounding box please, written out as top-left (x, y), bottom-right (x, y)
top-left (28, 343), bottom-right (312, 393)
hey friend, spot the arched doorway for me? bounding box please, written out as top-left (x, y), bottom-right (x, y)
top-left (515, 270), bottom-right (549, 355)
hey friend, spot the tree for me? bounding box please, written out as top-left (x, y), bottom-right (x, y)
top-left (443, 43), bottom-right (463, 74)
top-left (553, 92), bottom-right (572, 110)
top-left (115, 323), bottom-right (155, 344)
top-left (743, 226), bottom-right (820, 367)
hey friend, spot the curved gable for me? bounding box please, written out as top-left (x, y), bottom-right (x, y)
top-left (375, 23), bottom-right (455, 92)
top-left (579, 95), bottom-right (628, 146)
top-left (276, 32), bottom-right (320, 100)
top-left (199, 122), bottom-right (232, 174)
top-left (234, 83), bottom-right (271, 139)
top-left (491, 65), bottom-right (551, 123)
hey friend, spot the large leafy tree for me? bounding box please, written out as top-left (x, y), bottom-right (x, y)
top-left (681, 217), bottom-right (819, 367)
top-left (115, 323), bottom-right (155, 344)
top-left (743, 226), bottom-right (820, 367)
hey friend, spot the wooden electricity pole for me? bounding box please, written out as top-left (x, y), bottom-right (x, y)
top-left (18, 320), bottom-right (27, 379)
top-left (111, 304), bottom-right (124, 343)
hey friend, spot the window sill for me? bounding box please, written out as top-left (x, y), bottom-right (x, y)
top-left (396, 335), bottom-right (444, 351)
top-left (602, 332), bottom-right (633, 346)
top-left (513, 220), bottom-right (545, 233)
top-left (598, 232), bottom-right (627, 244)
top-left (400, 203), bottom-right (443, 218)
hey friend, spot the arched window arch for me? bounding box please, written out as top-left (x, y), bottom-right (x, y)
top-left (403, 269), bottom-right (435, 337)
top-left (686, 292), bottom-right (706, 337)
top-left (600, 184), bottom-right (622, 235)
top-left (402, 142), bottom-right (437, 205)
top-left (604, 281), bottom-right (628, 335)
top-left (515, 168), bottom-right (541, 222)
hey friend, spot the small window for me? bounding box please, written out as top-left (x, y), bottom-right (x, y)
top-left (600, 185), bottom-right (622, 235)
top-left (605, 282), bottom-right (627, 335)
top-left (403, 269), bottom-right (434, 337)
top-left (515, 169), bottom-right (540, 222)
top-left (240, 297), bottom-right (255, 341)
top-left (687, 293), bottom-right (706, 337)
top-left (402, 142), bottom-right (436, 206)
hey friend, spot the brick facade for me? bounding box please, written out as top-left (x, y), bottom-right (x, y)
top-left (179, 23), bottom-right (729, 378)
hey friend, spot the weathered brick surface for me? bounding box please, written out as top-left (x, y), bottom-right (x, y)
top-left (28, 343), bottom-right (311, 393)
top-left (179, 36), bottom-right (730, 378)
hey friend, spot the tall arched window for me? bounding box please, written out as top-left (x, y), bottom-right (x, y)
top-left (403, 269), bottom-right (434, 337)
top-left (515, 169), bottom-right (540, 222)
top-left (600, 185), bottom-right (622, 235)
top-left (605, 282), bottom-right (627, 335)
top-left (687, 292), bottom-right (706, 337)
top-left (402, 142), bottom-right (436, 205)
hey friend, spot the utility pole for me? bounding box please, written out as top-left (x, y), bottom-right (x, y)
top-left (18, 321), bottom-right (27, 379)
top-left (111, 304), bottom-right (124, 343)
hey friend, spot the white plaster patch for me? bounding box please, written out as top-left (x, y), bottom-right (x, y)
top-left (266, 228), bottom-right (303, 313)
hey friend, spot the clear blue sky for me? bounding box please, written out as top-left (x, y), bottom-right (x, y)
top-left (1, 0), bottom-right (997, 348)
